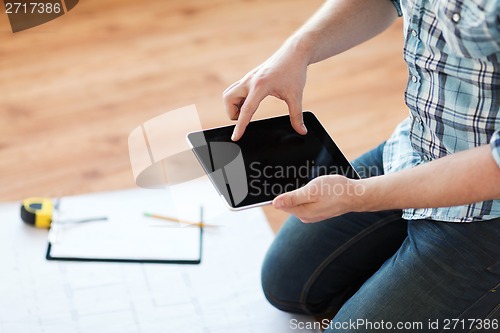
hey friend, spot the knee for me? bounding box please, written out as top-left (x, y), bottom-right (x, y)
top-left (260, 218), bottom-right (311, 314)
top-left (261, 242), bottom-right (306, 314)
top-left (260, 215), bottom-right (356, 316)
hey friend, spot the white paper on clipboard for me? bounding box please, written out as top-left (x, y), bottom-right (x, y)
top-left (47, 187), bottom-right (204, 263)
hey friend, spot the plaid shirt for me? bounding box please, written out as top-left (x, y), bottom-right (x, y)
top-left (385, 0), bottom-right (500, 222)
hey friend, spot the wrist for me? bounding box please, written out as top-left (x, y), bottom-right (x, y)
top-left (351, 177), bottom-right (379, 213)
top-left (283, 34), bottom-right (314, 66)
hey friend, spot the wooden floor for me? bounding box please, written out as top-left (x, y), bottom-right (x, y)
top-left (0, 0), bottom-right (407, 232)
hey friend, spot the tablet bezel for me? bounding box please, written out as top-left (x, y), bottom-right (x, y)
top-left (186, 111), bottom-right (359, 211)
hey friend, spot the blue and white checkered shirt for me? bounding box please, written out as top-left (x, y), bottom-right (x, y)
top-left (385, 0), bottom-right (500, 222)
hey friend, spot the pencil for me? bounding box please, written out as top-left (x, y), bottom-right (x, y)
top-left (144, 211), bottom-right (216, 228)
top-left (199, 206), bottom-right (204, 225)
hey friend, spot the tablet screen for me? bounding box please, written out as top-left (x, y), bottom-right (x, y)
top-left (188, 112), bottom-right (359, 209)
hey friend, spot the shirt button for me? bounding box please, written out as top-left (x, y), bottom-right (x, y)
top-left (411, 30), bottom-right (418, 37)
top-left (452, 13), bottom-right (460, 23)
top-left (411, 75), bottom-right (418, 83)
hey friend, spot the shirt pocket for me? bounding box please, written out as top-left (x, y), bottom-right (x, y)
top-left (434, 0), bottom-right (500, 58)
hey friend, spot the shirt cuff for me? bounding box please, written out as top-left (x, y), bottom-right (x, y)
top-left (490, 130), bottom-right (500, 169)
top-left (390, 0), bottom-right (403, 17)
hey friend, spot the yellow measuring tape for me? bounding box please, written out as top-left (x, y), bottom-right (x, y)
top-left (20, 197), bottom-right (54, 229)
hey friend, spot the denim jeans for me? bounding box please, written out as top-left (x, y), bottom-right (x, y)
top-left (261, 143), bottom-right (500, 332)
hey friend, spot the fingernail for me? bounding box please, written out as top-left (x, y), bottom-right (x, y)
top-left (274, 199), bottom-right (283, 208)
top-left (231, 130), bottom-right (237, 141)
top-left (301, 124), bottom-right (307, 134)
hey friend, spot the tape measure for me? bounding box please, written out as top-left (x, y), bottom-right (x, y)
top-left (20, 197), bottom-right (54, 229)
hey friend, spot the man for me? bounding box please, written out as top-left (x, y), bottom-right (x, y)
top-left (223, 0), bottom-right (500, 331)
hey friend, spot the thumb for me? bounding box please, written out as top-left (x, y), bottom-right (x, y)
top-left (273, 187), bottom-right (310, 209)
top-left (285, 97), bottom-right (307, 135)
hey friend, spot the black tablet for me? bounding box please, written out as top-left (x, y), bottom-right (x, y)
top-left (187, 112), bottom-right (359, 210)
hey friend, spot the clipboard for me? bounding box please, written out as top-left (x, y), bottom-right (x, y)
top-left (45, 188), bottom-right (203, 264)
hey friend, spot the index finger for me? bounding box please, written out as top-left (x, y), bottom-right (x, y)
top-left (231, 89), bottom-right (265, 141)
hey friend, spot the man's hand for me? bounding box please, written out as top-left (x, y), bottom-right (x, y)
top-left (272, 175), bottom-right (365, 223)
top-left (223, 45), bottom-right (309, 141)
top-left (222, 0), bottom-right (399, 141)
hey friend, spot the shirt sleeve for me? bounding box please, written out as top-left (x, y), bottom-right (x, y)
top-left (390, 0), bottom-right (403, 17)
top-left (490, 130), bottom-right (500, 169)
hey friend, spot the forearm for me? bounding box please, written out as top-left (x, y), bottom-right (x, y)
top-left (360, 145), bottom-right (500, 212)
top-left (285, 0), bottom-right (399, 66)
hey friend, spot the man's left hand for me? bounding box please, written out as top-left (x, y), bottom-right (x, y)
top-left (272, 175), bottom-right (365, 223)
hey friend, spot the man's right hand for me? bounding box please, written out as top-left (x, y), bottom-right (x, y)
top-left (223, 44), bottom-right (309, 141)
top-left (223, 0), bottom-right (399, 141)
